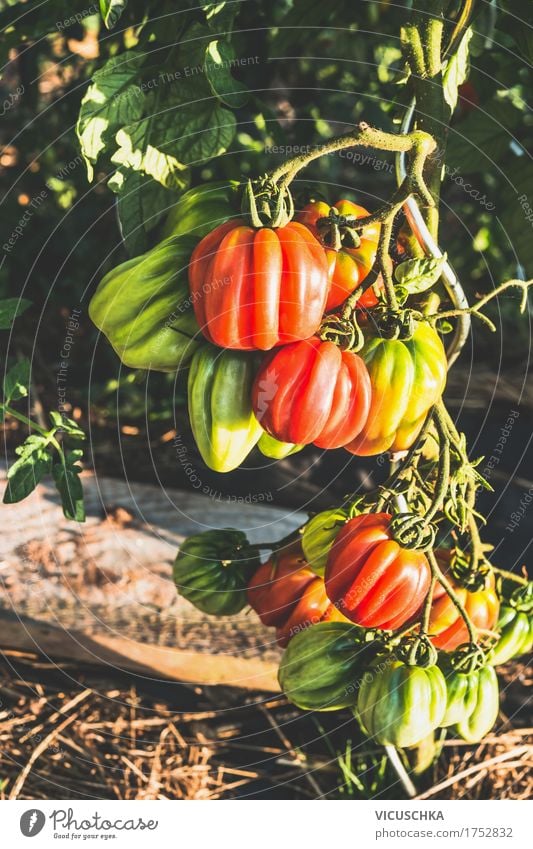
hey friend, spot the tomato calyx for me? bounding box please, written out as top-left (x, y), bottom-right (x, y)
top-left (506, 580), bottom-right (533, 614)
top-left (315, 208), bottom-right (363, 251)
top-left (241, 177), bottom-right (294, 229)
top-left (389, 512), bottom-right (436, 552)
top-left (318, 311), bottom-right (364, 353)
top-left (445, 642), bottom-right (487, 675)
top-left (396, 633), bottom-right (438, 668)
top-left (449, 547), bottom-right (492, 592)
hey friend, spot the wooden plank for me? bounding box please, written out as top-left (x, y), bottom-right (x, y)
top-left (0, 610), bottom-right (280, 692)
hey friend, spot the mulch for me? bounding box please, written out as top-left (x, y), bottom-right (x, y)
top-left (0, 650), bottom-right (531, 801)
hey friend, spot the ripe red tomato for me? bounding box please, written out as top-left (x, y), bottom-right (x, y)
top-left (188, 219), bottom-right (329, 350)
top-left (297, 199), bottom-right (380, 311)
top-left (252, 337), bottom-right (371, 449)
top-left (429, 553), bottom-right (499, 650)
top-left (325, 513), bottom-right (431, 629)
top-left (247, 542), bottom-right (347, 647)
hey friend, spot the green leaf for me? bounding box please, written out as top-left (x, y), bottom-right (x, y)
top-left (109, 169), bottom-right (183, 255)
top-left (0, 297), bottom-right (31, 329)
top-left (394, 255), bottom-right (446, 294)
top-left (3, 358), bottom-right (30, 405)
top-left (49, 410), bottom-right (86, 439)
top-left (446, 98), bottom-right (522, 174)
top-left (76, 51), bottom-right (145, 181)
top-left (100, 0), bottom-right (127, 29)
top-left (498, 1), bottom-right (533, 64)
top-left (498, 156), bottom-right (533, 273)
top-left (52, 453), bottom-right (86, 522)
top-left (3, 435), bottom-right (51, 504)
top-left (443, 27), bottom-right (473, 112)
top-left (111, 85), bottom-right (235, 186)
top-left (201, 1), bottom-right (238, 32)
top-left (205, 39), bottom-right (249, 108)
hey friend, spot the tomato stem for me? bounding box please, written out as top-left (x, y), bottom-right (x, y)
top-left (430, 278), bottom-right (533, 331)
top-left (428, 549), bottom-right (477, 644)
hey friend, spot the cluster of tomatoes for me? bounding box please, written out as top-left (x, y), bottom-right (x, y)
top-left (184, 188), bottom-right (448, 466)
top-left (90, 180), bottom-right (448, 467)
top-left (174, 515), bottom-right (532, 750)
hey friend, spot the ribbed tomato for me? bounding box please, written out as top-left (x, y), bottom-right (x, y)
top-left (325, 513), bottom-right (431, 629)
top-left (252, 337), bottom-right (371, 448)
top-left (345, 322), bottom-right (447, 457)
top-left (429, 555), bottom-right (499, 650)
top-left (297, 199), bottom-right (380, 311)
top-left (188, 219), bottom-right (329, 350)
top-left (247, 542), bottom-right (347, 647)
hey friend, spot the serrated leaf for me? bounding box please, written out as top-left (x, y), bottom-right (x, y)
top-left (112, 117), bottom-right (187, 188)
top-left (49, 410), bottom-right (86, 438)
top-left (3, 436), bottom-right (51, 504)
top-left (52, 458), bottom-right (85, 522)
top-left (443, 27), bottom-right (473, 112)
top-left (0, 297), bottom-right (31, 329)
top-left (112, 85), bottom-right (235, 185)
top-left (77, 51), bottom-right (145, 181)
top-left (394, 255), bottom-right (446, 294)
top-left (3, 358), bottom-right (30, 405)
top-left (100, 0), bottom-right (127, 29)
top-left (109, 169), bottom-right (184, 255)
top-left (205, 39), bottom-right (249, 108)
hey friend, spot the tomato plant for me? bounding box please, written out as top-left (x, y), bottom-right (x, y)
top-left (247, 542), bottom-right (347, 647)
top-left (345, 322), bottom-right (447, 456)
top-left (89, 234), bottom-right (201, 372)
top-left (297, 199), bottom-right (381, 311)
top-left (188, 345), bottom-right (263, 473)
top-left (278, 621), bottom-right (367, 711)
top-left (173, 529), bottom-right (260, 616)
top-left (161, 181), bottom-right (240, 240)
top-left (325, 513), bottom-right (431, 629)
top-left (252, 337), bottom-right (371, 448)
top-left (429, 565), bottom-right (500, 650)
top-left (440, 663), bottom-right (499, 742)
top-left (357, 659), bottom-right (447, 748)
top-left (188, 220), bottom-right (330, 350)
top-left (489, 605), bottom-right (533, 666)
top-left (302, 507), bottom-right (349, 577)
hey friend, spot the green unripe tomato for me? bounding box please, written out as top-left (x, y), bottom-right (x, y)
top-left (162, 181), bottom-right (240, 240)
top-left (89, 234), bottom-right (200, 372)
top-left (188, 345), bottom-right (263, 473)
top-left (279, 621), bottom-right (367, 711)
top-left (357, 659), bottom-right (447, 748)
top-left (302, 508), bottom-right (348, 576)
top-left (173, 528), bottom-right (259, 616)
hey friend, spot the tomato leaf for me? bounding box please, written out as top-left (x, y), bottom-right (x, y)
top-left (3, 435), bottom-right (51, 504)
top-left (205, 39), bottom-right (249, 108)
top-left (109, 169), bottom-right (183, 255)
top-left (49, 410), bottom-right (86, 439)
top-left (394, 255), bottom-right (446, 294)
top-left (77, 51), bottom-right (145, 181)
top-left (443, 27), bottom-right (473, 112)
top-left (3, 358), bottom-right (30, 405)
top-left (52, 450), bottom-right (86, 522)
top-left (111, 84), bottom-right (235, 186)
top-left (0, 297), bottom-right (31, 329)
top-left (201, 1), bottom-right (238, 32)
top-left (99, 0), bottom-right (128, 30)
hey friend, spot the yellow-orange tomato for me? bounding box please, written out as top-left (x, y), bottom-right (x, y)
top-left (297, 199), bottom-right (380, 311)
top-left (429, 553), bottom-right (499, 650)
